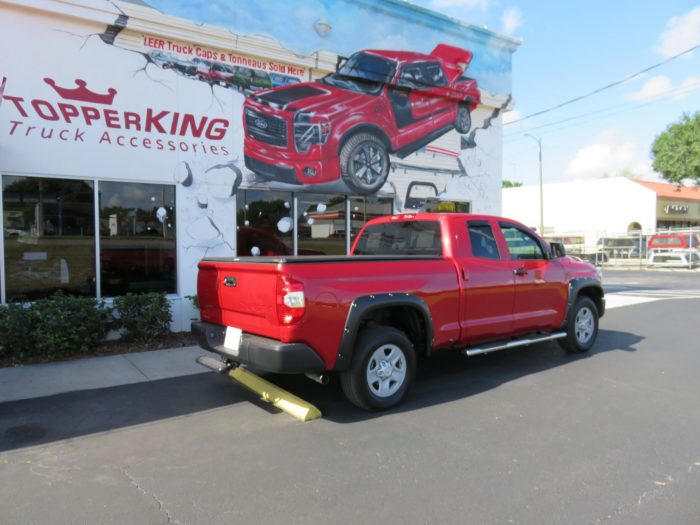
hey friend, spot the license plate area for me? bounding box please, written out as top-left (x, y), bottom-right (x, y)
top-left (223, 326), bottom-right (243, 357)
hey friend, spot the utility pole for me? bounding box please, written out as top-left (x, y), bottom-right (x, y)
top-left (525, 133), bottom-right (544, 234)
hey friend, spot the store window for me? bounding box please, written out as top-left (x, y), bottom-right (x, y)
top-left (236, 190), bottom-right (293, 256)
top-left (99, 182), bottom-right (176, 296)
top-left (349, 196), bottom-right (394, 243)
top-left (297, 194), bottom-right (346, 255)
top-left (2, 176), bottom-right (95, 300)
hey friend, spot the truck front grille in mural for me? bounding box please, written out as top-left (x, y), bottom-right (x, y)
top-left (244, 108), bottom-right (288, 147)
top-left (242, 44), bottom-right (480, 196)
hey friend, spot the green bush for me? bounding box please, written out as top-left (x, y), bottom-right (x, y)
top-left (113, 292), bottom-right (172, 343)
top-left (0, 302), bottom-right (39, 362)
top-left (31, 293), bottom-right (114, 359)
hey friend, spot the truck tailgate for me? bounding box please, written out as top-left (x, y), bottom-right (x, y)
top-left (197, 258), bottom-right (281, 340)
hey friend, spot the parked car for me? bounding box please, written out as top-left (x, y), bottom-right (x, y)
top-left (196, 61), bottom-right (236, 87)
top-left (148, 50), bottom-right (172, 69)
top-left (597, 236), bottom-right (644, 258)
top-left (234, 67), bottom-right (273, 93)
top-left (164, 56), bottom-right (197, 77)
top-left (193, 213), bottom-right (604, 410)
top-left (270, 73), bottom-right (302, 88)
top-left (648, 251), bottom-right (699, 268)
top-left (242, 44), bottom-right (480, 195)
top-left (647, 232), bottom-right (700, 252)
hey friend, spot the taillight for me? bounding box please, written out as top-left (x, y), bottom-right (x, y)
top-left (276, 274), bottom-right (305, 325)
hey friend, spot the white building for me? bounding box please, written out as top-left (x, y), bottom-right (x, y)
top-left (503, 177), bottom-right (700, 248)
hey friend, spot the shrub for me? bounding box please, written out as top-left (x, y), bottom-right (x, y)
top-left (113, 292), bottom-right (172, 343)
top-left (31, 293), bottom-right (114, 359)
top-left (0, 302), bottom-right (39, 362)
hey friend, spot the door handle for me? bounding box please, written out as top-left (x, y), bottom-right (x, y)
top-left (461, 267), bottom-right (469, 281)
top-left (513, 268), bottom-right (528, 276)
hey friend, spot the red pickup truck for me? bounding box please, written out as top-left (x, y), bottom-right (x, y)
top-left (243, 44), bottom-right (480, 195)
top-left (193, 213), bottom-right (605, 410)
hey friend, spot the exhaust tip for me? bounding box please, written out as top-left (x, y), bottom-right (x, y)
top-left (305, 373), bottom-right (330, 385)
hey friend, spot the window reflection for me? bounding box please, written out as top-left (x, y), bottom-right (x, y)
top-left (99, 182), bottom-right (176, 295)
top-left (236, 190), bottom-right (293, 256)
top-left (349, 196), bottom-right (393, 242)
top-left (297, 194), bottom-right (346, 255)
top-left (2, 176), bottom-right (95, 300)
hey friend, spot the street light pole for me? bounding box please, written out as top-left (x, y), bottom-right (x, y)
top-left (525, 133), bottom-right (544, 234)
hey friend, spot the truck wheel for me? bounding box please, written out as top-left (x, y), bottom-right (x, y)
top-left (454, 104), bottom-right (472, 134)
top-left (558, 296), bottom-right (599, 353)
top-left (340, 326), bottom-right (416, 411)
top-left (339, 133), bottom-right (389, 196)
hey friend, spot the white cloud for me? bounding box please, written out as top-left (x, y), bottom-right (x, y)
top-left (502, 109), bottom-right (522, 125)
top-left (658, 6), bottom-right (700, 58)
top-left (627, 74), bottom-right (700, 101)
top-left (501, 7), bottom-right (523, 35)
top-left (627, 75), bottom-right (673, 101)
top-left (565, 130), bottom-right (655, 179)
top-left (678, 75), bottom-right (700, 97)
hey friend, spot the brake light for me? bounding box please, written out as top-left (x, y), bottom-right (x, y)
top-left (276, 274), bottom-right (305, 325)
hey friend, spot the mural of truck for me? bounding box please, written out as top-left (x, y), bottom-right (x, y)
top-left (242, 44), bottom-right (480, 195)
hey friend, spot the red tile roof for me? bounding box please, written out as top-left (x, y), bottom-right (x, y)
top-left (634, 180), bottom-right (700, 201)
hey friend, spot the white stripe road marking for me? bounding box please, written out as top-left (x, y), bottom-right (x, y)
top-left (605, 290), bottom-right (700, 309)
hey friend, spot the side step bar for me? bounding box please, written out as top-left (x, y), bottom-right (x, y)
top-left (464, 332), bottom-right (567, 357)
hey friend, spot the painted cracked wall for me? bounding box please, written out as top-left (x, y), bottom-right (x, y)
top-left (0, 0), bottom-right (516, 322)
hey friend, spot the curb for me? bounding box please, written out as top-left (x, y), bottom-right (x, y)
top-left (0, 346), bottom-right (208, 404)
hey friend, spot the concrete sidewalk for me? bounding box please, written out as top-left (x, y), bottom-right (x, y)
top-left (0, 346), bottom-right (210, 404)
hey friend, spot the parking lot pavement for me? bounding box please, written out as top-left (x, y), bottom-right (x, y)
top-left (1, 270), bottom-right (700, 524)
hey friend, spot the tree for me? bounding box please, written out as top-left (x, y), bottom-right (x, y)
top-left (502, 179), bottom-right (523, 188)
top-left (651, 112), bottom-right (700, 185)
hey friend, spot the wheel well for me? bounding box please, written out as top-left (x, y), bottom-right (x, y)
top-left (338, 125), bottom-right (391, 156)
top-left (358, 306), bottom-right (428, 356)
top-left (578, 286), bottom-right (604, 316)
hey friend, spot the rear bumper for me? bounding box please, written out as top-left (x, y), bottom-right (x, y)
top-left (191, 321), bottom-right (326, 374)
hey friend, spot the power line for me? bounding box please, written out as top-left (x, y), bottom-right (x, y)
top-left (505, 42), bottom-right (700, 126)
top-left (503, 80), bottom-right (700, 143)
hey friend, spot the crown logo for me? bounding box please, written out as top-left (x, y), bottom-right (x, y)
top-left (43, 78), bottom-right (117, 105)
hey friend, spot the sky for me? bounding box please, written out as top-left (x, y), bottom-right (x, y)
top-left (411, 0), bottom-right (700, 187)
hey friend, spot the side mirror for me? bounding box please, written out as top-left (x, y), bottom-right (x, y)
top-left (550, 242), bottom-right (566, 258)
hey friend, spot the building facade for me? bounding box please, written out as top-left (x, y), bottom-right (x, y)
top-left (502, 177), bottom-right (700, 249)
top-left (0, 0), bottom-right (518, 328)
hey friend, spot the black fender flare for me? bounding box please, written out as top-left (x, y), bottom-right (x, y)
top-left (333, 293), bottom-right (434, 371)
top-left (562, 278), bottom-right (605, 328)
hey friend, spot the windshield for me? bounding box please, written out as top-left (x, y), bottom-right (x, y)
top-left (322, 52), bottom-right (396, 95)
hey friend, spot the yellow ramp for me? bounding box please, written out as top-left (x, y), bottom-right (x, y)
top-left (229, 367), bottom-right (322, 422)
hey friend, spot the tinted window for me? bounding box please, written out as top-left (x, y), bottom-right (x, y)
top-left (338, 52), bottom-right (396, 84)
top-left (3, 176), bottom-right (95, 300)
top-left (423, 62), bottom-right (448, 87)
top-left (99, 182), bottom-right (176, 296)
top-left (236, 190), bottom-right (293, 256)
top-left (354, 220), bottom-right (441, 256)
top-left (500, 224), bottom-right (545, 260)
top-left (297, 194), bottom-right (346, 255)
top-left (468, 223), bottom-right (499, 259)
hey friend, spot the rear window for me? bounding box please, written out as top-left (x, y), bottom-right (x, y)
top-left (651, 237), bottom-right (683, 246)
top-left (354, 220), bottom-right (442, 256)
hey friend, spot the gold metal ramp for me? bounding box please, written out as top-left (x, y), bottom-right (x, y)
top-left (197, 356), bottom-right (322, 422)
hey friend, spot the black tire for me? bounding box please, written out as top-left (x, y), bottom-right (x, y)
top-left (339, 133), bottom-right (389, 196)
top-left (454, 104), bottom-right (472, 134)
top-left (340, 326), bottom-right (416, 411)
top-left (558, 296), bottom-right (599, 353)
